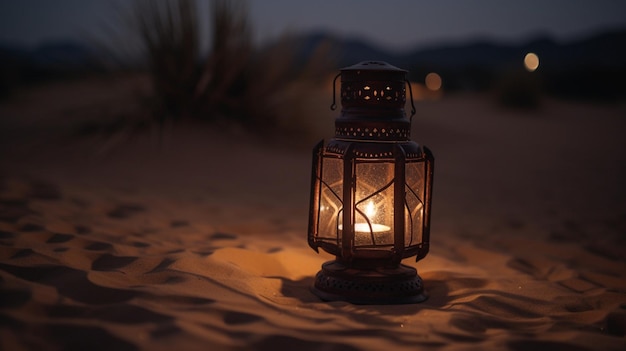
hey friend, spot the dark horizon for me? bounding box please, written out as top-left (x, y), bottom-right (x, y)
top-left (2, 0), bottom-right (626, 51)
top-left (3, 26), bottom-right (625, 104)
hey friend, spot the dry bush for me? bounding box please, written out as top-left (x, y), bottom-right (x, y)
top-left (134, 0), bottom-right (203, 119)
top-left (132, 0), bottom-right (335, 132)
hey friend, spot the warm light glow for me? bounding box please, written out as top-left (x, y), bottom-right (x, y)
top-left (338, 222), bottom-right (391, 234)
top-left (524, 52), bottom-right (539, 72)
top-left (357, 200), bottom-right (390, 233)
top-left (365, 200), bottom-right (376, 219)
top-left (425, 72), bottom-right (442, 91)
top-left (338, 200), bottom-right (391, 234)
top-left (354, 223), bottom-right (391, 233)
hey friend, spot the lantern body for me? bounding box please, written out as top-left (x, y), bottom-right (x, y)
top-left (308, 61), bottom-right (434, 304)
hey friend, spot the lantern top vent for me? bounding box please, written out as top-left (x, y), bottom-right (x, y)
top-left (333, 61), bottom-right (413, 141)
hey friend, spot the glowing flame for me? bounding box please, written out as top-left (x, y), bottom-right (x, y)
top-left (365, 200), bottom-right (376, 219)
top-left (339, 200), bottom-right (390, 234)
top-left (524, 52), bottom-right (539, 72)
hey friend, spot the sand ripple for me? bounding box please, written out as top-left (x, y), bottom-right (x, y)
top-left (2, 97), bottom-right (626, 350)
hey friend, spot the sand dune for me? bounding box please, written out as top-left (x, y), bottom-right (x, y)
top-left (1, 83), bottom-right (625, 350)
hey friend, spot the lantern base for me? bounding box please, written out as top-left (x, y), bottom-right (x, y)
top-left (311, 260), bottom-right (427, 305)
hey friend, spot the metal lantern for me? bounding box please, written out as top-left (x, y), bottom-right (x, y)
top-left (308, 61), bottom-right (434, 304)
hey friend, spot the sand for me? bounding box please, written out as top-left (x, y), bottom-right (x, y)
top-left (1, 78), bottom-right (626, 350)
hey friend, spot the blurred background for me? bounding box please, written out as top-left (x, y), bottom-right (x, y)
top-left (1, 3), bottom-right (626, 348)
top-left (1, 0), bottom-right (625, 243)
top-left (1, 0), bottom-right (625, 136)
top-left (0, 0), bottom-right (624, 278)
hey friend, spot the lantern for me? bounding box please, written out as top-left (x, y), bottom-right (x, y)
top-left (308, 61), bottom-right (434, 304)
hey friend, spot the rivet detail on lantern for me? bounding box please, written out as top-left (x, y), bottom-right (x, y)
top-left (335, 126), bottom-right (411, 140)
top-left (325, 145), bottom-right (346, 155)
top-left (353, 151), bottom-right (393, 158)
top-left (313, 266), bottom-right (425, 304)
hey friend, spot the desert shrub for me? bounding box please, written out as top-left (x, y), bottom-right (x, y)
top-left (132, 0), bottom-right (334, 129)
top-left (133, 0), bottom-right (203, 119)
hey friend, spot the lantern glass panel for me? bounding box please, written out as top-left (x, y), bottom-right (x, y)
top-left (405, 160), bottom-right (425, 247)
top-left (318, 157), bottom-right (343, 242)
top-left (354, 162), bottom-right (395, 248)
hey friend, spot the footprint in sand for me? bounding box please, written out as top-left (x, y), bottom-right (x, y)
top-left (46, 303), bottom-right (173, 324)
top-left (170, 220), bottom-right (189, 228)
top-left (84, 241), bottom-right (113, 251)
top-left (146, 258), bottom-right (176, 274)
top-left (42, 324), bottom-right (138, 351)
top-left (507, 256), bottom-right (601, 294)
top-left (46, 233), bottom-right (75, 244)
top-left (191, 247), bottom-right (215, 256)
top-left (0, 231), bottom-right (15, 248)
top-left (150, 324), bottom-right (182, 339)
top-left (223, 311), bottom-right (264, 325)
top-left (107, 203), bottom-right (146, 219)
top-left (0, 288), bottom-right (31, 308)
top-left (74, 225), bottom-right (91, 235)
top-left (251, 335), bottom-right (360, 351)
top-left (17, 223), bottom-right (45, 232)
top-left (0, 263), bottom-right (137, 304)
top-left (131, 241), bottom-right (150, 248)
top-left (10, 248), bottom-right (35, 259)
top-left (0, 230), bottom-right (15, 240)
top-left (507, 340), bottom-right (591, 351)
top-left (507, 257), bottom-right (575, 282)
top-left (91, 254), bottom-right (138, 271)
top-left (210, 232), bottom-right (237, 240)
top-left (606, 306), bottom-right (626, 337)
top-left (0, 200), bottom-right (35, 223)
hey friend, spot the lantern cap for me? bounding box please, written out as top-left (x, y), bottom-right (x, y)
top-left (341, 61), bottom-right (407, 73)
top-left (339, 61), bottom-right (408, 83)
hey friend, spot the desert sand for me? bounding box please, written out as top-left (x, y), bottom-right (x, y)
top-left (1, 76), bottom-right (625, 350)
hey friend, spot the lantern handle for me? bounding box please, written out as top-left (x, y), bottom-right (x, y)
top-left (406, 79), bottom-right (416, 123)
top-left (330, 73), bottom-right (341, 111)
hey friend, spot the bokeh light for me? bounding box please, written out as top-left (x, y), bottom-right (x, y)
top-left (425, 72), bottom-right (442, 91)
top-left (524, 52), bottom-right (539, 72)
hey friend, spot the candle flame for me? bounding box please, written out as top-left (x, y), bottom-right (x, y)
top-left (365, 200), bottom-right (376, 219)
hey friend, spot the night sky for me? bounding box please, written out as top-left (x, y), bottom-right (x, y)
top-left (1, 0), bottom-right (625, 50)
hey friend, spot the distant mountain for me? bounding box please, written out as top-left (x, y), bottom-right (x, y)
top-left (293, 31), bottom-right (398, 66)
top-left (2, 28), bottom-right (625, 100)
top-left (403, 40), bottom-right (518, 69)
top-left (4, 27), bottom-right (626, 73)
top-left (1, 40), bottom-right (97, 69)
top-left (0, 40), bottom-right (103, 97)
top-left (31, 41), bottom-right (95, 67)
top-left (295, 28), bottom-right (626, 71)
top-left (293, 28), bottom-right (626, 99)
top-left (4, 28), bottom-right (625, 76)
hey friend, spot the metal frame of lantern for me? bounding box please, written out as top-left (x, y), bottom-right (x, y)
top-left (308, 61), bottom-right (434, 304)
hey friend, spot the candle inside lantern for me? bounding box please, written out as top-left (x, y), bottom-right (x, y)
top-left (357, 200), bottom-right (390, 231)
top-left (353, 223), bottom-right (390, 233)
top-left (339, 200), bottom-right (392, 245)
